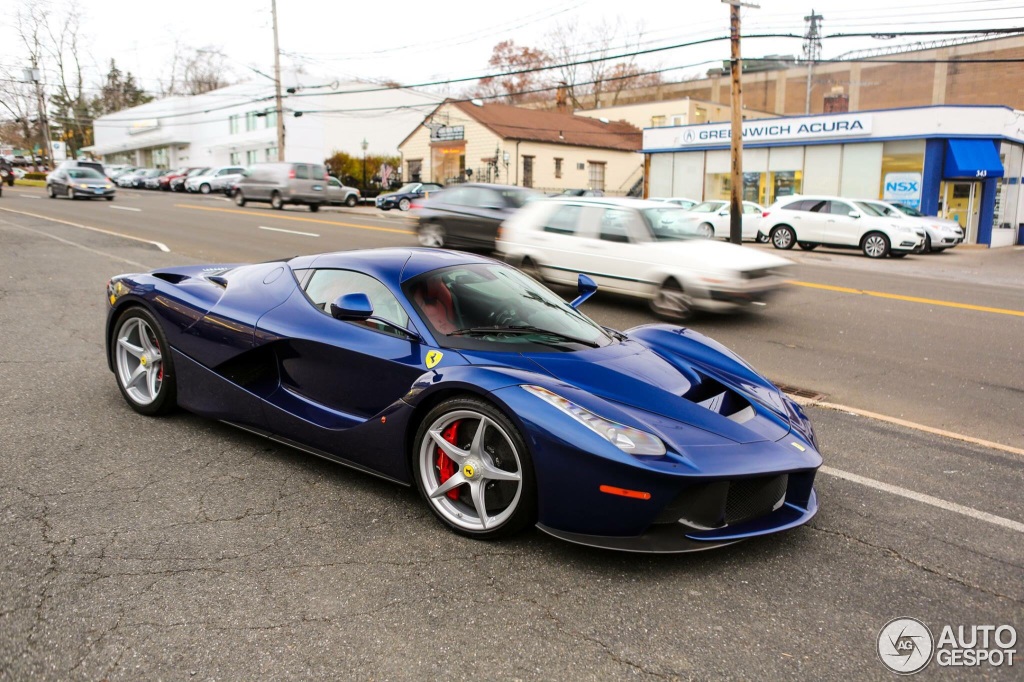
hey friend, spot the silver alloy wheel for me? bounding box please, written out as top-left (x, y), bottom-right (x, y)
top-left (399, 197), bottom-right (411, 211)
top-left (650, 280), bottom-right (692, 320)
top-left (418, 223), bottom-right (445, 247)
top-left (200, 183), bottom-right (211, 194)
top-left (115, 317), bottom-right (164, 406)
top-left (772, 227), bottom-right (793, 249)
top-left (863, 234), bottom-right (888, 258)
top-left (418, 409), bottom-right (523, 532)
top-left (697, 222), bottom-right (714, 239)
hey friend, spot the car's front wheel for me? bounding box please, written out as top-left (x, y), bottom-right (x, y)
top-left (199, 183), bottom-right (211, 195)
top-left (771, 225), bottom-right (796, 250)
top-left (697, 222), bottom-right (714, 239)
top-left (235, 191), bottom-right (246, 207)
top-left (47, 184), bottom-right (56, 198)
top-left (649, 277), bottom-right (693, 321)
top-left (112, 307), bottom-right (177, 416)
top-left (417, 222), bottom-right (446, 248)
top-left (413, 397), bottom-right (536, 539)
top-left (345, 194), bottom-right (358, 207)
top-left (861, 231), bottom-right (890, 259)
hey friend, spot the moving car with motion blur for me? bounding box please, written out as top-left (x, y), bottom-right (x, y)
top-left (326, 176), bottom-right (361, 207)
top-left (46, 167), bottom-right (116, 200)
top-left (679, 199), bottom-right (768, 241)
top-left (233, 162), bottom-right (330, 211)
top-left (376, 182), bottom-right (443, 211)
top-left (104, 247), bottom-right (821, 552)
top-left (415, 183), bottom-right (541, 250)
top-left (648, 197), bottom-right (698, 209)
top-left (497, 197), bottom-right (793, 319)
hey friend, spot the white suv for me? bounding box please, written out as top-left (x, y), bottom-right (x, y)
top-left (762, 195), bottom-right (925, 258)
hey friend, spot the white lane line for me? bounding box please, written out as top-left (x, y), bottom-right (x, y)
top-left (15, 193), bottom-right (40, 199)
top-left (789, 396), bottom-right (1024, 458)
top-left (259, 225), bottom-right (319, 237)
top-left (0, 217), bottom-right (154, 269)
top-left (0, 206), bottom-right (169, 252)
top-left (110, 205), bottom-right (142, 212)
top-left (820, 466), bottom-right (1024, 534)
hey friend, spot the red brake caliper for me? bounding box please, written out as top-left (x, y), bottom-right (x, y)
top-left (437, 420), bottom-right (461, 500)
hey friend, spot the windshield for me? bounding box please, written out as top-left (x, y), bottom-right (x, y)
top-left (404, 263), bottom-right (612, 351)
top-left (689, 201), bottom-right (725, 213)
top-left (502, 188), bottom-right (541, 208)
top-left (68, 168), bottom-right (104, 179)
top-left (892, 203), bottom-right (924, 217)
top-left (640, 207), bottom-right (703, 240)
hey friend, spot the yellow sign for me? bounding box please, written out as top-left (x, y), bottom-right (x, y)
top-left (462, 464), bottom-right (475, 479)
top-left (425, 350), bottom-right (443, 369)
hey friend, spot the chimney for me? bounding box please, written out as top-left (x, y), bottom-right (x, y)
top-left (824, 86), bottom-right (849, 113)
top-left (556, 82), bottom-right (571, 114)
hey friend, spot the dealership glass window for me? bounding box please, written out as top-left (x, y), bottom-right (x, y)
top-left (229, 115), bottom-right (240, 135)
top-left (994, 142), bottom-right (1022, 231)
top-left (152, 147), bottom-right (168, 168)
top-left (704, 172), bottom-right (764, 203)
top-left (878, 139), bottom-right (925, 205)
top-left (769, 171), bottom-right (802, 203)
top-left (587, 162), bottom-right (606, 191)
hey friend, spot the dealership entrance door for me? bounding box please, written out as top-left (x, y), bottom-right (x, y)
top-left (941, 181), bottom-right (981, 243)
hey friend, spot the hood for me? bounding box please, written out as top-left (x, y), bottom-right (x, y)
top-left (643, 239), bottom-right (792, 270)
top-left (462, 340), bottom-right (791, 445)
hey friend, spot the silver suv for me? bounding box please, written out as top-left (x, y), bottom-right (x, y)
top-left (762, 195), bottom-right (925, 259)
top-left (233, 162), bottom-right (329, 212)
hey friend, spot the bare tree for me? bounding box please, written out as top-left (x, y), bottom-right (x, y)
top-left (474, 40), bottom-right (552, 104)
top-left (44, 10), bottom-right (92, 156)
top-left (160, 43), bottom-right (233, 96)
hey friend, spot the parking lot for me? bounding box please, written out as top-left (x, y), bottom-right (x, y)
top-left (1, 187), bottom-right (1022, 679)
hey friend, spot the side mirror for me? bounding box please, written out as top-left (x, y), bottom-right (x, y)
top-left (330, 293), bottom-right (373, 321)
top-left (718, 209), bottom-right (729, 216)
top-left (849, 211), bottom-right (861, 218)
top-left (570, 274), bottom-right (598, 309)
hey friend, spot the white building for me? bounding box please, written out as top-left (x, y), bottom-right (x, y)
top-left (88, 75), bottom-right (442, 169)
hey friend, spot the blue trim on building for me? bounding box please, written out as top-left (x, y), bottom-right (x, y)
top-left (943, 139), bottom-right (1004, 179)
top-left (640, 133), bottom-right (1024, 154)
top-left (921, 139), bottom-right (945, 217)
top-left (978, 177), bottom-right (998, 245)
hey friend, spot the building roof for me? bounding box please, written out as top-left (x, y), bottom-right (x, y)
top-left (447, 100), bottom-right (641, 151)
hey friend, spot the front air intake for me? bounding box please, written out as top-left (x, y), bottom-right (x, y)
top-left (683, 372), bottom-right (755, 423)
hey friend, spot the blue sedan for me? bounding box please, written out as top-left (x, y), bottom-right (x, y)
top-left (104, 248), bottom-right (820, 552)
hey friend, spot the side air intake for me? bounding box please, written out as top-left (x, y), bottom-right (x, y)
top-left (683, 372), bottom-right (755, 424)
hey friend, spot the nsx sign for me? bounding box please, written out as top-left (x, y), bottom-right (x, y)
top-left (674, 113), bottom-right (872, 147)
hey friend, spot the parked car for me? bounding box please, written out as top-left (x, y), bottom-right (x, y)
top-left (104, 165), bottom-right (135, 179)
top-left (143, 171), bottom-right (167, 189)
top-left (648, 197), bottom-right (698, 209)
top-left (326, 176), bottom-right (361, 207)
top-left (857, 200), bottom-right (964, 253)
top-left (156, 167), bottom-right (196, 191)
top-left (232, 162), bottom-right (330, 211)
top-left (415, 183), bottom-right (541, 250)
top-left (170, 167), bottom-right (209, 192)
top-left (557, 188), bottom-right (604, 197)
top-left (115, 169), bottom-right (147, 188)
top-left (376, 182), bottom-right (443, 211)
top-left (761, 195), bottom-right (925, 258)
top-left (46, 167), bottom-right (115, 200)
top-left (185, 166), bottom-right (246, 194)
top-left (497, 197), bottom-right (792, 319)
top-left (131, 169), bottom-right (163, 189)
top-left (678, 200), bottom-right (767, 241)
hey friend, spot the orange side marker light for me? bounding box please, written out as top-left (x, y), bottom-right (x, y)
top-left (599, 485), bottom-right (651, 500)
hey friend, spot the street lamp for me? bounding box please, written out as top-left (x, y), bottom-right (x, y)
top-left (361, 138), bottom-right (368, 189)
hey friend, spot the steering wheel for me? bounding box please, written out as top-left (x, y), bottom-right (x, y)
top-left (490, 307), bottom-right (519, 327)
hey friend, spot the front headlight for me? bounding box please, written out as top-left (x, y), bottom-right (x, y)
top-left (522, 385), bottom-right (667, 456)
top-left (77, 183), bottom-right (90, 189)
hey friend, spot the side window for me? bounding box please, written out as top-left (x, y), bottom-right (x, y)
top-left (294, 164), bottom-right (310, 180)
top-left (807, 200), bottom-right (830, 213)
top-left (543, 204), bottom-right (584, 235)
top-left (598, 209), bottom-right (633, 243)
top-left (782, 200), bottom-right (809, 211)
top-left (443, 187), bottom-right (468, 206)
top-left (304, 269), bottom-right (410, 336)
top-left (827, 201), bottom-right (855, 215)
top-left (328, 177), bottom-right (341, 187)
top-left (311, 164), bottom-right (326, 180)
top-left (742, 203), bottom-right (760, 214)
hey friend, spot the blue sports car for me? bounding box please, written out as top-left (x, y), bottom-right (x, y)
top-left (105, 248), bottom-right (821, 552)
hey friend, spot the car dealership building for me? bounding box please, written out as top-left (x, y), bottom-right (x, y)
top-left (642, 105), bottom-right (1024, 247)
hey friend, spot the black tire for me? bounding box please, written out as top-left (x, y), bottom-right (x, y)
top-left (105, 196), bottom-right (114, 201)
top-left (771, 225), bottom-right (796, 250)
top-left (111, 306), bottom-right (177, 416)
top-left (270, 191), bottom-right (284, 210)
top-left (309, 203), bottom-right (320, 213)
top-left (67, 187), bottom-right (76, 200)
top-left (889, 252), bottom-right (907, 258)
top-left (47, 184), bottom-right (56, 198)
top-left (797, 242), bottom-right (818, 251)
top-left (412, 396), bottom-right (537, 540)
top-left (932, 247), bottom-right (947, 253)
top-left (235, 191), bottom-right (246, 207)
top-left (398, 197), bottom-right (411, 211)
top-left (649, 278), bottom-right (693, 321)
top-left (756, 232), bottom-right (769, 244)
top-left (861, 231), bottom-right (890, 259)
top-left (417, 221), bottom-right (446, 248)
top-left (344, 194), bottom-right (358, 207)
top-left (519, 257), bottom-right (543, 282)
top-left (924, 235), bottom-right (933, 253)
top-left (199, 183), bottom-right (211, 195)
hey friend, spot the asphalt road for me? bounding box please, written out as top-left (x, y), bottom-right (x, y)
top-left (0, 189), bottom-right (1022, 680)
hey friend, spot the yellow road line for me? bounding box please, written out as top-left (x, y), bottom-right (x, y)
top-left (789, 280), bottom-right (1024, 317)
top-left (175, 203), bottom-right (414, 236)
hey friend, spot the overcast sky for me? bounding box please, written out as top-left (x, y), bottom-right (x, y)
top-left (2, 0), bottom-right (1022, 98)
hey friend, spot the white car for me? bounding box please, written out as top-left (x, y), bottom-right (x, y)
top-left (497, 197), bottom-right (793, 319)
top-left (857, 200), bottom-right (964, 253)
top-left (648, 196), bottom-right (699, 209)
top-left (761, 195), bottom-right (925, 258)
top-left (185, 166), bottom-right (245, 194)
top-left (679, 200), bottom-right (767, 241)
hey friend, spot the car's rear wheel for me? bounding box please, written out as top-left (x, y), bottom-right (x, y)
top-left (771, 225), bottom-right (795, 250)
top-left (519, 257), bottom-right (543, 282)
top-left (697, 222), bottom-right (714, 239)
top-left (234, 191), bottom-right (246, 207)
top-left (399, 197), bottom-right (411, 211)
top-left (889, 252), bottom-right (907, 258)
top-left (309, 203), bottom-right (320, 213)
top-left (756, 232), bottom-right (769, 243)
top-left (270, 191), bottom-right (284, 210)
top-left (417, 222), bottom-right (446, 248)
top-left (112, 307), bottom-right (176, 416)
top-left (413, 397), bottom-right (535, 539)
top-left (797, 242), bottom-right (817, 251)
top-left (345, 194), bottom-right (357, 207)
top-left (199, 183), bottom-right (211, 194)
top-left (649, 278), bottom-right (693, 321)
top-left (861, 231), bottom-right (890, 259)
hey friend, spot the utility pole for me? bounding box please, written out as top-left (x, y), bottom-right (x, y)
top-left (26, 62), bottom-right (53, 170)
top-left (804, 9), bottom-right (824, 115)
top-left (723, 0), bottom-right (758, 245)
top-left (271, 0), bottom-right (285, 161)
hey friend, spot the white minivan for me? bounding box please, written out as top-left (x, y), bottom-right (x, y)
top-left (761, 195), bottom-right (925, 258)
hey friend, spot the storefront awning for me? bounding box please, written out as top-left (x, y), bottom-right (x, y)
top-left (943, 139), bottom-right (1004, 179)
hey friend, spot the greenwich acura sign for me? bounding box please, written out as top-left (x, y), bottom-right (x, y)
top-left (674, 113), bottom-right (872, 147)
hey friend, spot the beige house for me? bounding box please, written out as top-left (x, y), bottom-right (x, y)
top-left (574, 97), bottom-right (778, 131)
top-left (398, 100), bottom-right (643, 195)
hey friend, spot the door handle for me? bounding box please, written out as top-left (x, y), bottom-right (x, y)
top-left (582, 243), bottom-right (604, 249)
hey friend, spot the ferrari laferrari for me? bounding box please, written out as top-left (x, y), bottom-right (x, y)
top-left (105, 248), bottom-right (821, 552)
